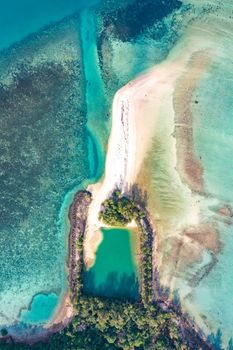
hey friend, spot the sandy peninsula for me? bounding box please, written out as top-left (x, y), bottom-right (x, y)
top-left (83, 24), bottom-right (217, 268)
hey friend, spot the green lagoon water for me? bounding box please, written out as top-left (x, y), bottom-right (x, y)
top-left (98, 1), bottom-right (233, 347)
top-left (84, 228), bottom-right (139, 299)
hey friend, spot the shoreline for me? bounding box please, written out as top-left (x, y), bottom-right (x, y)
top-left (5, 19), bottom-right (221, 347)
top-left (45, 191), bottom-right (92, 329)
top-left (67, 190), bottom-right (92, 300)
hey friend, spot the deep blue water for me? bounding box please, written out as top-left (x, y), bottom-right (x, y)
top-left (0, 0), bottom-right (99, 51)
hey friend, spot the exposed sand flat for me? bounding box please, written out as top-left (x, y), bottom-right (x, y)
top-left (84, 28), bottom-right (217, 267)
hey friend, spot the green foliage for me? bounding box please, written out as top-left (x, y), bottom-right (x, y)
top-left (0, 329), bottom-right (8, 337)
top-left (1, 191), bottom-right (197, 350)
top-left (51, 192), bottom-right (188, 350)
top-left (99, 190), bottom-right (140, 226)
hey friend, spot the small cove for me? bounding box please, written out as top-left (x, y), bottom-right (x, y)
top-left (19, 293), bottom-right (58, 325)
top-left (84, 227), bottom-right (139, 299)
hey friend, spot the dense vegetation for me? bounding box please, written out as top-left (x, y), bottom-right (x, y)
top-left (56, 191), bottom-right (192, 349)
top-left (99, 190), bottom-right (141, 226)
top-left (99, 190), bottom-right (153, 304)
top-left (0, 191), bottom-right (210, 350)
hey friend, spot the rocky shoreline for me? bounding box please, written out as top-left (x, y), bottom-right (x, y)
top-left (68, 190), bottom-right (92, 301)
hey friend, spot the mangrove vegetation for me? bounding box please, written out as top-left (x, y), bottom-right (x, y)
top-left (0, 191), bottom-right (212, 350)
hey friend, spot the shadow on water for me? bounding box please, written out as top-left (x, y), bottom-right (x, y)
top-left (172, 292), bottom-right (233, 350)
top-left (207, 329), bottom-right (233, 350)
top-left (83, 270), bottom-right (139, 300)
top-left (83, 227), bottom-right (139, 300)
top-left (207, 330), bottom-right (223, 350)
top-left (154, 268), bottom-right (233, 350)
top-left (127, 183), bottom-right (148, 209)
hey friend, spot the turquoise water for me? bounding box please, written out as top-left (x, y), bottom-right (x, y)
top-left (98, 0), bottom-right (191, 96)
top-left (0, 0), bottom-right (103, 330)
top-left (190, 44), bottom-right (233, 346)
top-left (1, 0), bottom-right (233, 345)
top-left (194, 61), bottom-right (233, 202)
top-left (0, 0), bottom-right (99, 52)
top-left (0, 18), bottom-right (88, 325)
top-left (0, 0), bottom-right (179, 330)
top-left (80, 8), bottom-right (108, 180)
top-left (84, 228), bottom-right (139, 299)
top-left (98, 1), bottom-right (233, 347)
top-left (20, 293), bottom-right (58, 324)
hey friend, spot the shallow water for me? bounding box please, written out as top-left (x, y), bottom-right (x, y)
top-left (137, 1), bottom-right (233, 349)
top-left (0, 0), bottom-right (103, 329)
top-left (0, 23), bottom-right (88, 326)
top-left (84, 227), bottom-right (139, 299)
top-left (1, 0), bottom-right (233, 345)
top-left (189, 42), bottom-right (233, 345)
top-left (99, 1), bottom-right (233, 347)
top-left (20, 293), bottom-right (59, 324)
top-left (80, 7), bottom-right (108, 180)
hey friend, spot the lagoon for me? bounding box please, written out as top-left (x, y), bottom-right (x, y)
top-left (84, 227), bottom-right (139, 299)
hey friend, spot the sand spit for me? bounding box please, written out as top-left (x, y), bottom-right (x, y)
top-left (6, 291), bottom-right (73, 346)
top-left (84, 27), bottom-right (216, 266)
top-left (84, 60), bottom-right (183, 266)
top-left (45, 294), bottom-right (73, 330)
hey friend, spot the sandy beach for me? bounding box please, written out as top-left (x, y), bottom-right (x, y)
top-left (45, 293), bottom-right (73, 330)
top-left (84, 24), bottom-right (217, 268)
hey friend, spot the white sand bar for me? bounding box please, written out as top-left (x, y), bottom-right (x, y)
top-left (84, 25), bottom-right (217, 266)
